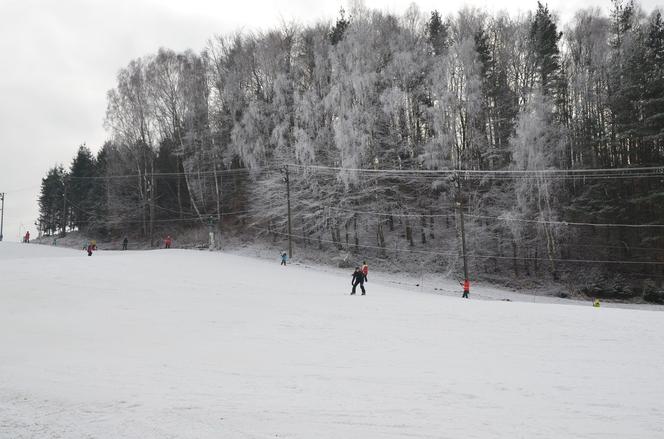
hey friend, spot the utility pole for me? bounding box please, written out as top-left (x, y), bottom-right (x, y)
top-left (62, 179), bottom-right (67, 236)
top-left (456, 173), bottom-right (468, 282)
top-left (282, 165), bottom-right (293, 259)
top-left (0, 192), bottom-right (5, 242)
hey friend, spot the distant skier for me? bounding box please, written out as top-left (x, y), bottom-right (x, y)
top-left (593, 298), bottom-right (601, 308)
top-left (361, 261), bottom-right (369, 282)
top-left (122, 237), bottom-right (128, 250)
top-left (164, 235), bottom-right (172, 249)
top-left (87, 243), bottom-right (93, 256)
top-left (461, 278), bottom-right (470, 298)
top-left (280, 251), bottom-right (288, 266)
top-left (351, 266), bottom-right (366, 295)
top-left (23, 231), bottom-right (30, 243)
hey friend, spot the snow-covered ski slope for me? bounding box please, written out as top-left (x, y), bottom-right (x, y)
top-left (1, 242), bottom-right (663, 438)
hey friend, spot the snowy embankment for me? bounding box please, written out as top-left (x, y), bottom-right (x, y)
top-left (1, 243), bottom-right (663, 438)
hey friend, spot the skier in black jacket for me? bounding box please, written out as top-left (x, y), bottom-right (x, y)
top-left (351, 267), bottom-right (366, 295)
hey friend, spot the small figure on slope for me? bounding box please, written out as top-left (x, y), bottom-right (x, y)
top-left (87, 242), bottom-right (93, 256)
top-left (23, 231), bottom-right (30, 243)
top-left (461, 278), bottom-right (470, 299)
top-left (593, 298), bottom-right (601, 308)
top-left (280, 251), bottom-right (288, 266)
top-left (351, 266), bottom-right (366, 295)
top-left (164, 235), bottom-right (172, 249)
top-left (361, 260), bottom-right (369, 282)
top-left (122, 237), bottom-right (128, 250)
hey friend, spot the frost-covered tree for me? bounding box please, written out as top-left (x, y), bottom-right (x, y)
top-left (509, 92), bottom-right (567, 277)
top-left (105, 58), bottom-right (159, 241)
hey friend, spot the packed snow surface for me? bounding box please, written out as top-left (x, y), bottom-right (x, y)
top-left (1, 242), bottom-right (663, 438)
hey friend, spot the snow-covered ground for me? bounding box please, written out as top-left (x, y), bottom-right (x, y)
top-left (1, 242), bottom-right (663, 438)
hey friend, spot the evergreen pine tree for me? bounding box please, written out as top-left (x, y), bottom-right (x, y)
top-left (330, 8), bottom-right (350, 46)
top-left (642, 11), bottom-right (664, 147)
top-left (68, 145), bottom-right (97, 231)
top-left (427, 10), bottom-right (448, 56)
top-left (38, 166), bottom-right (66, 236)
top-left (530, 2), bottom-right (563, 97)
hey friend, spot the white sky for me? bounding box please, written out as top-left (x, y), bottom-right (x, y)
top-left (0, 0), bottom-right (661, 241)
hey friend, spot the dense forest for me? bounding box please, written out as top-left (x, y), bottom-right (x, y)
top-left (37, 0), bottom-right (664, 300)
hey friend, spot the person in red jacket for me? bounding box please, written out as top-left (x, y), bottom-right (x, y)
top-left (164, 235), bottom-right (172, 249)
top-left (24, 231), bottom-right (30, 243)
top-left (461, 278), bottom-right (470, 298)
top-left (361, 261), bottom-right (369, 282)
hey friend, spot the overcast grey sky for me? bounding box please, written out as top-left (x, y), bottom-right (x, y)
top-left (0, 0), bottom-right (661, 242)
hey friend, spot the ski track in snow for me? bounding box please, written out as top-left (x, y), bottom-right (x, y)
top-left (1, 242), bottom-right (663, 438)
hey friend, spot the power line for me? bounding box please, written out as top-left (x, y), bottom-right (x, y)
top-left (287, 162), bottom-right (664, 176)
top-left (555, 241), bottom-right (664, 252)
top-left (300, 166), bottom-right (664, 180)
top-left (62, 195), bottom-right (249, 227)
top-left (325, 205), bottom-right (664, 252)
top-left (38, 161), bottom-right (664, 185)
top-left (248, 225), bottom-right (463, 257)
top-left (90, 213), bottom-right (248, 225)
top-left (249, 224), bottom-right (664, 266)
top-left (472, 252), bottom-right (664, 265)
top-left (465, 213), bottom-right (664, 229)
top-left (49, 211), bottom-right (250, 227)
top-left (325, 205), bottom-right (664, 228)
top-left (327, 206), bottom-right (455, 218)
top-left (65, 167), bottom-right (255, 180)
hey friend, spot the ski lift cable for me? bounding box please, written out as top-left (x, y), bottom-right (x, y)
top-left (286, 162), bottom-right (664, 176)
top-left (248, 225), bottom-right (664, 266)
top-left (323, 205), bottom-right (664, 228)
top-left (63, 166), bottom-right (259, 180)
top-left (296, 165), bottom-right (664, 179)
top-left (326, 206), bottom-right (456, 218)
top-left (325, 206), bottom-right (664, 252)
top-left (39, 161), bottom-right (664, 182)
top-left (58, 196), bottom-right (250, 226)
top-left (464, 213), bottom-right (664, 228)
top-left (293, 168), bottom-right (664, 182)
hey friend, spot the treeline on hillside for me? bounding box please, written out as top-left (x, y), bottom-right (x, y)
top-left (38, 1), bottom-right (664, 299)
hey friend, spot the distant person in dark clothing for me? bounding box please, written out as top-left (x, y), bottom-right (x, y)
top-left (122, 237), bottom-right (128, 250)
top-left (351, 267), bottom-right (366, 295)
top-left (87, 243), bottom-right (93, 256)
top-left (24, 231), bottom-right (30, 243)
top-left (280, 251), bottom-right (288, 266)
